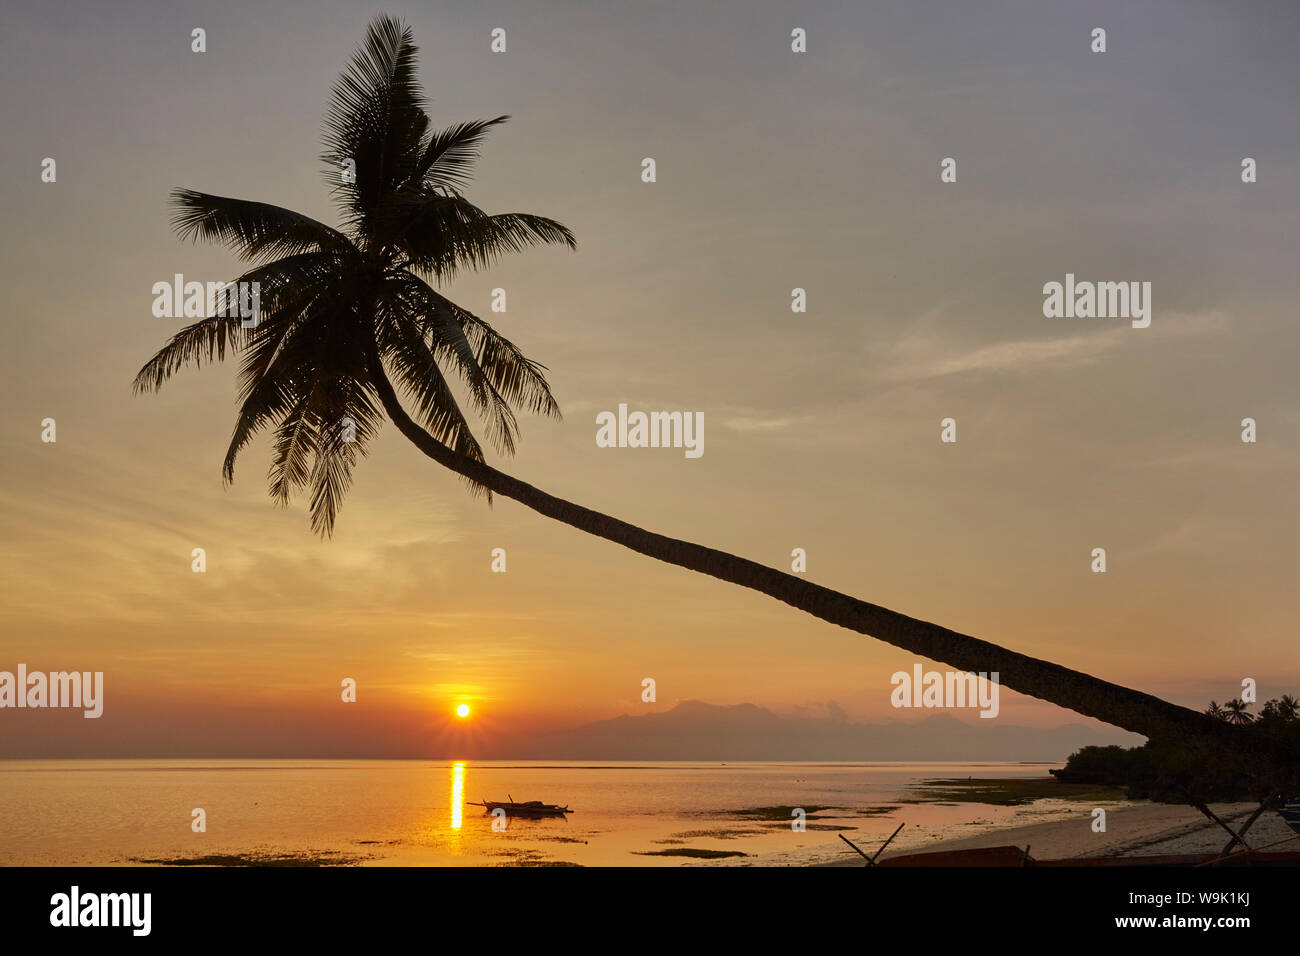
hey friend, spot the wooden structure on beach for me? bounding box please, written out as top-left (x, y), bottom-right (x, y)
top-left (840, 801), bottom-right (1300, 868)
top-left (872, 845), bottom-right (1300, 867)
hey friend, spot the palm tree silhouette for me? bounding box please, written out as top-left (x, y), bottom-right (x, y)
top-left (134, 15), bottom-right (1292, 764)
top-left (1223, 699), bottom-right (1255, 725)
top-left (1277, 695), bottom-right (1300, 721)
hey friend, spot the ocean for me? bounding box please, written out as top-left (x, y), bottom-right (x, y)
top-left (0, 759), bottom-right (1117, 866)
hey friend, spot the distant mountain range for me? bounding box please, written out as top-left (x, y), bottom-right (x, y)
top-left (498, 700), bottom-right (1143, 761)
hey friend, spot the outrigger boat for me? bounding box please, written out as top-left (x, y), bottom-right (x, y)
top-left (467, 794), bottom-right (573, 818)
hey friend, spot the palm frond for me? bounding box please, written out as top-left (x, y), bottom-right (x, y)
top-left (223, 372), bottom-right (300, 485)
top-left (132, 313), bottom-right (244, 395)
top-left (267, 390), bottom-right (320, 506)
top-left (222, 268), bottom-right (355, 482)
top-left (375, 288), bottom-right (488, 463)
top-left (403, 276), bottom-right (560, 421)
top-left (391, 274), bottom-right (534, 455)
top-left (414, 116), bottom-right (510, 192)
top-left (306, 381), bottom-right (382, 535)
top-left (170, 190), bottom-right (351, 262)
top-left (462, 314), bottom-right (562, 421)
top-left (133, 252), bottom-right (344, 394)
top-left (321, 14), bottom-right (427, 230)
top-left (393, 194), bottom-right (576, 280)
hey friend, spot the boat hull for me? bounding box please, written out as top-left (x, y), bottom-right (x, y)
top-left (468, 800), bottom-right (572, 818)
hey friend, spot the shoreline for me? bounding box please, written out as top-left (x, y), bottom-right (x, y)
top-left (820, 801), bottom-right (1296, 866)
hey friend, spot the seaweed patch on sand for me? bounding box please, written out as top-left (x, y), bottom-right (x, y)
top-left (910, 778), bottom-right (1128, 806)
top-left (669, 827), bottom-right (766, 840)
top-left (491, 848), bottom-right (583, 867)
top-left (761, 822), bottom-right (856, 831)
top-left (711, 805), bottom-right (842, 820)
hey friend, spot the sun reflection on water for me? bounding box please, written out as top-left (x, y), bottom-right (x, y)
top-left (451, 762), bottom-right (465, 830)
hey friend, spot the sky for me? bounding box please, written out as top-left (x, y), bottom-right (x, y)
top-left (1, 0), bottom-right (1297, 757)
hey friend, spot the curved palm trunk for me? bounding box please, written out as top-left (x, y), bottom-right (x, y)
top-left (370, 365), bottom-right (1294, 765)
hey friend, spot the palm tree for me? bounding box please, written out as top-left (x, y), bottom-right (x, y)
top-left (1224, 699), bottom-right (1255, 726)
top-left (1277, 695), bottom-right (1300, 722)
top-left (134, 16), bottom-right (1296, 767)
top-left (1205, 701), bottom-right (1226, 721)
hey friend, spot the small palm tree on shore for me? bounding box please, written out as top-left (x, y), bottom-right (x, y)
top-left (135, 15), bottom-right (1296, 767)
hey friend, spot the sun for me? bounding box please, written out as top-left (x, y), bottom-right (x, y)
top-left (455, 703), bottom-right (471, 719)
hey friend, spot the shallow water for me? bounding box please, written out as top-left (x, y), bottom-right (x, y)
top-left (0, 759), bottom-right (1114, 866)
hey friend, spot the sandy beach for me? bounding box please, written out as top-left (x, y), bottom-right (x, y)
top-left (832, 802), bottom-right (1298, 866)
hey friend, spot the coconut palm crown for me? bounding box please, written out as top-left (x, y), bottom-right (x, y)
top-left (135, 15), bottom-right (573, 535)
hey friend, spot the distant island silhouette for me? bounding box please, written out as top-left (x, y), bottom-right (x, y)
top-left (489, 700), bottom-right (1142, 762)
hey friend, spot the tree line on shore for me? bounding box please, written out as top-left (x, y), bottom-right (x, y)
top-left (1054, 695), bottom-right (1299, 803)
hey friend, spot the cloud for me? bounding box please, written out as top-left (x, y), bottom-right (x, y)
top-left (890, 331), bottom-right (1122, 381)
top-left (721, 415), bottom-right (800, 432)
top-left (882, 309), bottom-right (1229, 383)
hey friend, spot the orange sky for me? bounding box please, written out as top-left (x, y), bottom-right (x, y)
top-left (1, 1), bottom-right (1298, 756)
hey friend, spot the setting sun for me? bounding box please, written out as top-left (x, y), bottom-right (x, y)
top-left (455, 704), bottom-right (471, 719)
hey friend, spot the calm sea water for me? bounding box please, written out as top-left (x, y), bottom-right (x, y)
top-left (0, 760), bottom-right (1099, 866)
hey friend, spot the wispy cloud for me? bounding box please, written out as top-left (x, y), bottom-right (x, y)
top-left (882, 310), bottom-right (1229, 383)
top-left (889, 331), bottom-right (1122, 381)
top-left (721, 415), bottom-right (801, 432)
